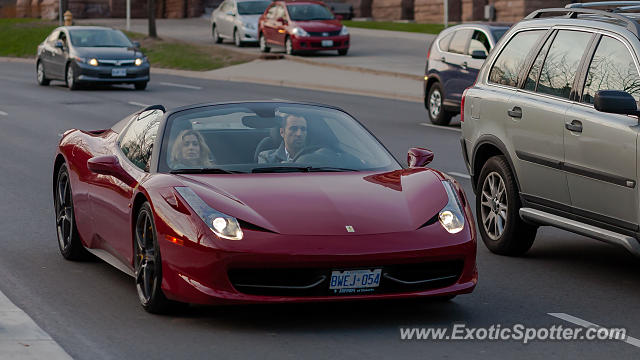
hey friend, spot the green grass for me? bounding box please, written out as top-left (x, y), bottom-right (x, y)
top-left (0, 19), bottom-right (255, 71)
top-left (0, 18), bottom-right (57, 57)
top-left (343, 20), bottom-right (445, 34)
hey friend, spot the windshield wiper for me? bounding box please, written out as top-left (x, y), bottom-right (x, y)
top-left (170, 168), bottom-right (242, 174)
top-left (251, 166), bottom-right (356, 173)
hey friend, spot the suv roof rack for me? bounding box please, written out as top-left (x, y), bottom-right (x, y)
top-left (524, 7), bottom-right (640, 38)
top-left (565, 1), bottom-right (640, 9)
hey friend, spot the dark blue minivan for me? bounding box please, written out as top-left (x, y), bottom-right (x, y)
top-left (424, 24), bottom-right (509, 125)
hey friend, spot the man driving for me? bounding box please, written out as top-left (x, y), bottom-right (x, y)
top-left (258, 113), bottom-right (307, 163)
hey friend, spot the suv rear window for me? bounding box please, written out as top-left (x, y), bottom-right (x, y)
top-left (449, 29), bottom-right (472, 54)
top-left (489, 30), bottom-right (546, 87)
top-left (438, 33), bottom-right (453, 52)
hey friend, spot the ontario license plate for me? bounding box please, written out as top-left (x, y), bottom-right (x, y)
top-left (329, 269), bottom-right (381, 294)
top-left (321, 40), bottom-right (333, 47)
top-left (111, 68), bottom-right (126, 77)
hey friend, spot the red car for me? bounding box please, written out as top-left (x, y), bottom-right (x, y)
top-left (53, 101), bottom-right (476, 313)
top-left (258, 0), bottom-right (350, 55)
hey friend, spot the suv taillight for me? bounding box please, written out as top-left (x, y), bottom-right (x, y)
top-left (461, 87), bottom-right (470, 123)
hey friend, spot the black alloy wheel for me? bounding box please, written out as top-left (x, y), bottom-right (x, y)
top-left (55, 165), bottom-right (88, 260)
top-left (37, 61), bottom-right (50, 86)
top-left (134, 202), bottom-right (172, 313)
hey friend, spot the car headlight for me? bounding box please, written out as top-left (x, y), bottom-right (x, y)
top-left (438, 180), bottom-right (465, 234)
top-left (88, 58), bottom-right (99, 66)
top-left (174, 187), bottom-right (244, 240)
top-left (134, 58), bottom-right (143, 66)
top-left (339, 25), bottom-right (348, 36)
top-left (292, 27), bottom-right (309, 37)
top-left (243, 22), bottom-right (256, 30)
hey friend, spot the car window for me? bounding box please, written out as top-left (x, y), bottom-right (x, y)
top-left (524, 34), bottom-right (553, 91)
top-left (438, 33), bottom-right (453, 52)
top-left (237, 1), bottom-right (271, 15)
top-left (489, 30), bottom-right (546, 87)
top-left (491, 28), bottom-right (508, 42)
top-left (120, 109), bottom-right (162, 171)
top-left (468, 30), bottom-right (490, 56)
top-left (68, 29), bottom-right (132, 47)
top-left (286, 4), bottom-right (334, 21)
top-left (448, 29), bottom-right (472, 54)
top-left (582, 36), bottom-right (640, 104)
top-left (536, 30), bottom-right (592, 99)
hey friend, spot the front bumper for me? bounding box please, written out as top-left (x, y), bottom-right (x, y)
top-left (155, 207), bottom-right (477, 305)
top-left (240, 27), bottom-right (259, 42)
top-left (74, 61), bottom-right (150, 83)
top-left (291, 34), bottom-right (349, 51)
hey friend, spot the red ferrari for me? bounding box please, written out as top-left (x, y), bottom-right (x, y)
top-left (53, 101), bottom-right (477, 313)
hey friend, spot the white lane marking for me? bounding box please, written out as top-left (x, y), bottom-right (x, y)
top-left (128, 101), bottom-right (150, 107)
top-left (448, 172), bottom-right (471, 179)
top-left (419, 122), bottom-right (462, 132)
top-left (549, 312), bottom-right (640, 349)
top-left (0, 289), bottom-right (72, 359)
top-left (0, 110), bottom-right (8, 116)
top-left (159, 82), bottom-right (202, 90)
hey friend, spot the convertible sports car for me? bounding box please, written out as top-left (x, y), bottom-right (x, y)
top-left (53, 101), bottom-right (477, 313)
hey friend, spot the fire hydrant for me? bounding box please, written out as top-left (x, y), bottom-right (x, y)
top-left (64, 10), bottom-right (73, 26)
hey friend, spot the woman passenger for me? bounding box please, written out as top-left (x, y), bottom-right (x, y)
top-left (169, 129), bottom-right (215, 169)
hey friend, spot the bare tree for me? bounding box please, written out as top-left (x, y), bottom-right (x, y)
top-left (148, 0), bottom-right (157, 38)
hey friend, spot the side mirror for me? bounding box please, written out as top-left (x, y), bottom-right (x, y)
top-left (470, 50), bottom-right (487, 59)
top-left (594, 90), bottom-right (639, 116)
top-left (87, 156), bottom-right (137, 187)
top-left (407, 147), bottom-right (434, 167)
top-left (226, 10), bottom-right (235, 16)
top-left (55, 40), bottom-right (64, 49)
top-left (132, 41), bottom-right (140, 48)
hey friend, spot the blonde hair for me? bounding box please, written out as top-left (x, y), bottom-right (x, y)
top-left (169, 130), bottom-right (214, 168)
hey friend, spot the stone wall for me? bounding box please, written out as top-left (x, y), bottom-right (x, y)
top-left (68, 0), bottom-right (110, 17)
top-left (109, 0), bottom-right (148, 18)
top-left (461, 0), bottom-right (485, 21)
top-left (488, 0), bottom-right (572, 23)
top-left (415, 0), bottom-right (461, 23)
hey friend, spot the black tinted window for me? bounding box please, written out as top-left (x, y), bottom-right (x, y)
top-left (120, 110), bottom-right (162, 171)
top-left (537, 30), bottom-right (592, 99)
top-left (286, 4), bottom-right (334, 21)
top-left (438, 33), bottom-right (453, 52)
top-left (237, 1), bottom-right (271, 14)
top-left (468, 30), bottom-right (490, 56)
top-left (524, 35), bottom-right (553, 91)
top-left (582, 36), bottom-right (640, 104)
top-left (68, 29), bottom-right (132, 47)
top-left (448, 29), bottom-right (472, 54)
top-left (489, 30), bottom-right (545, 87)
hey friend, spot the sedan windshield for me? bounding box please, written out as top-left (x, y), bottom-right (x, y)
top-left (286, 4), bottom-right (334, 21)
top-left (237, 0), bottom-right (271, 14)
top-left (68, 29), bottom-right (133, 47)
top-left (160, 103), bottom-right (400, 174)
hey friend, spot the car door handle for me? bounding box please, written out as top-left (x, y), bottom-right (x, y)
top-left (565, 120), bottom-right (583, 133)
top-left (461, 61), bottom-right (468, 70)
top-left (440, 56), bottom-right (446, 63)
top-left (507, 106), bottom-right (522, 118)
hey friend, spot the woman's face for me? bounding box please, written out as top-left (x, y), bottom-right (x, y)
top-left (181, 134), bottom-right (201, 161)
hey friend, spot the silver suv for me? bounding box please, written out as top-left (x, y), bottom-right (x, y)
top-left (461, 2), bottom-right (640, 257)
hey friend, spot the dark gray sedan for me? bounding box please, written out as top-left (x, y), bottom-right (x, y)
top-left (36, 26), bottom-right (150, 90)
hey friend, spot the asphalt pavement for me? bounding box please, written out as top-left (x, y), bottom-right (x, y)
top-left (1, 61), bottom-right (640, 359)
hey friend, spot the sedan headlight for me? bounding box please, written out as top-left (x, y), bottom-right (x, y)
top-left (291, 27), bottom-right (310, 37)
top-left (438, 180), bottom-right (465, 234)
top-left (134, 58), bottom-right (143, 66)
top-left (88, 58), bottom-right (99, 66)
top-left (339, 25), bottom-right (349, 36)
top-left (174, 187), bottom-right (243, 240)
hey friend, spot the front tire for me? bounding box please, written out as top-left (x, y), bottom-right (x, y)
top-left (212, 24), bottom-right (223, 43)
top-left (427, 82), bottom-right (452, 125)
top-left (55, 164), bottom-right (88, 260)
top-left (285, 36), bottom-right (296, 55)
top-left (37, 61), bottom-right (50, 86)
top-left (134, 202), bottom-right (172, 313)
top-left (338, 48), bottom-right (348, 56)
top-left (476, 156), bottom-right (537, 256)
top-left (134, 81), bottom-right (147, 91)
top-left (259, 33), bottom-right (270, 53)
top-left (66, 64), bottom-right (79, 90)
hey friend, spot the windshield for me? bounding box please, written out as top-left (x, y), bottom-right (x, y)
top-left (237, 0), bottom-right (271, 14)
top-left (160, 103), bottom-right (400, 174)
top-left (68, 29), bottom-right (133, 47)
top-left (286, 4), bottom-right (334, 21)
top-left (491, 28), bottom-right (508, 42)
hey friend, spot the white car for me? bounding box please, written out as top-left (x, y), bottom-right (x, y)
top-left (211, 0), bottom-right (273, 46)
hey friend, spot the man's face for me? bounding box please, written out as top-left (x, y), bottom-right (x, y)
top-left (280, 115), bottom-right (307, 155)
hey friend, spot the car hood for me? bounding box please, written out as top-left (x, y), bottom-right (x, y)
top-left (73, 47), bottom-right (143, 60)
top-left (294, 20), bottom-right (343, 32)
top-left (237, 14), bottom-right (261, 25)
top-left (177, 169), bottom-right (448, 236)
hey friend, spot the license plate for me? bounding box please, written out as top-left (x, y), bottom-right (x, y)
top-left (321, 40), bottom-right (333, 47)
top-left (111, 68), bottom-right (126, 77)
top-left (329, 269), bottom-right (381, 294)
